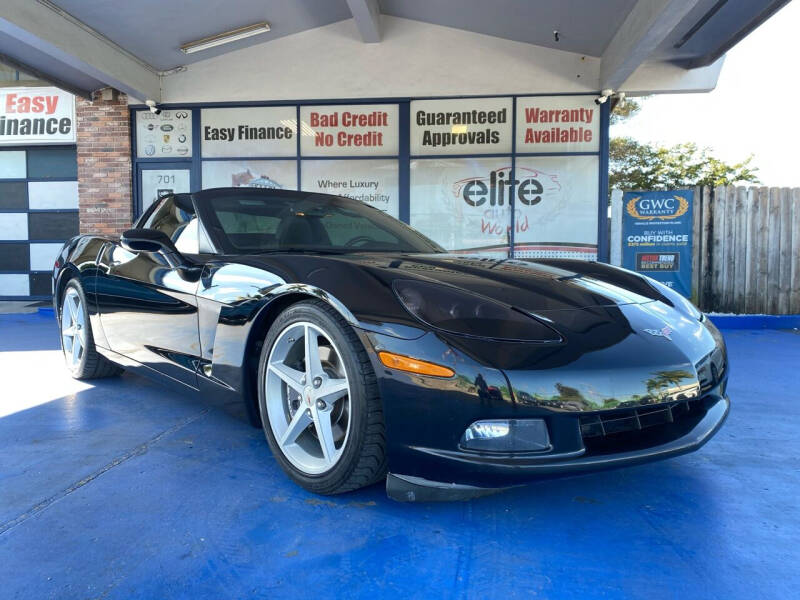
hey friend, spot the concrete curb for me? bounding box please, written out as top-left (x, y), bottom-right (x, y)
top-left (709, 314), bottom-right (800, 330)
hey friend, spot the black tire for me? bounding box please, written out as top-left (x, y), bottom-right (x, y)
top-left (59, 279), bottom-right (123, 380)
top-left (257, 299), bottom-right (387, 495)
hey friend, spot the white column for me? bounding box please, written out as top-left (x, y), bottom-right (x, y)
top-left (610, 188), bottom-right (623, 266)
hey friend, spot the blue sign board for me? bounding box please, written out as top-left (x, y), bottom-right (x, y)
top-left (621, 189), bottom-right (693, 298)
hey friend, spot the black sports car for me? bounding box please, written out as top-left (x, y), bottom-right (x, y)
top-left (52, 188), bottom-right (729, 501)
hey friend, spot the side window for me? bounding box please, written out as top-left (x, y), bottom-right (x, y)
top-left (174, 218), bottom-right (200, 254)
top-left (142, 195), bottom-right (195, 241)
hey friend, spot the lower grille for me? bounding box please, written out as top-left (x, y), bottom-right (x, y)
top-left (579, 399), bottom-right (698, 439)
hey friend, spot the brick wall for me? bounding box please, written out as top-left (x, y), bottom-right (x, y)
top-left (76, 88), bottom-right (132, 237)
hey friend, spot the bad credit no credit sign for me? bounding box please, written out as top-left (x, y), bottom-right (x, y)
top-left (300, 104), bottom-right (399, 156)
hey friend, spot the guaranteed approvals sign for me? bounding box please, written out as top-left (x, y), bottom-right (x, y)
top-left (621, 190), bottom-right (694, 298)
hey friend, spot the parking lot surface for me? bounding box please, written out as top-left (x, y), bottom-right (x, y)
top-left (1, 311), bottom-right (798, 599)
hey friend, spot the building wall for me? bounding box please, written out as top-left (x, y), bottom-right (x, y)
top-left (159, 17), bottom-right (600, 104)
top-left (76, 89), bottom-right (132, 237)
top-left (154, 16), bottom-right (724, 105)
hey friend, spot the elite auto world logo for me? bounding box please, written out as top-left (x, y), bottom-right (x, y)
top-left (451, 167), bottom-right (561, 236)
top-left (626, 195), bottom-right (689, 221)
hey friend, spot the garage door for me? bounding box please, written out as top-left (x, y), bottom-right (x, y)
top-left (0, 146), bottom-right (78, 299)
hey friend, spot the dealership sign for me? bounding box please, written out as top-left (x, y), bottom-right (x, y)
top-left (516, 96), bottom-right (598, 153)
top-left (0, 87), bottom-right (75, 144)
top-left (622, 190), bottom-right (694, 297)
top-left (410, 98), bottom-right (513, 155)
top-left (201, 107), bottom-right (296, 157)
top-left (300, 104), bottom-right (398, 156)
top-left (136, 109), bottom-right (193, 158)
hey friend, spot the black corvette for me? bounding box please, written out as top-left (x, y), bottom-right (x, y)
top-left (52, 188), bottom-right (729, 501)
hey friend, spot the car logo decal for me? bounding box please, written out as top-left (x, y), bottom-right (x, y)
top-left (644, 326), bottom-right (673, 341)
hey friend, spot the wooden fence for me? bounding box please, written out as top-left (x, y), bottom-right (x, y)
top-left (611, 186), bottom-right (800, 315)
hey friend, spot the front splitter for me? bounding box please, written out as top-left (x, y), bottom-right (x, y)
top-left (386, 396), bottom-right (730, 501)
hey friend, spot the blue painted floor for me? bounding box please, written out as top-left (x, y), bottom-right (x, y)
top-left (0, 312), bottom-right (798, 599)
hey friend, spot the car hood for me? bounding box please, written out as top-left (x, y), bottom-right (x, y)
top-left (326, 253), bottom-right (657, 313)
top-left (222, 252), bottom-right (669, 342)
top-left (210, 252), bottom-right (717, 394)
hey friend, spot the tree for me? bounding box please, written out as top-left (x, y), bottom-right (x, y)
top-left (609, 96), bottom-right (644, 125)
top-left (609, 98), bottom-right (760, 191)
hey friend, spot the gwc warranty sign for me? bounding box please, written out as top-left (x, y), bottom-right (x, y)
top-left (625, 194), bottom-right (689, 221)
top-left (0, 87), bottom-right (76, 145)
top-left (621, 189), bottom-right (694, 298)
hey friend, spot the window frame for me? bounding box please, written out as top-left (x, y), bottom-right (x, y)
top-left (130, 93), bottom-right (610, 261)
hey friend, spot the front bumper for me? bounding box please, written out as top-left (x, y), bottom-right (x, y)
top-left (359, 304), bottom-right (730, 501)
top-left (387, 393), bottom-right (729, 501)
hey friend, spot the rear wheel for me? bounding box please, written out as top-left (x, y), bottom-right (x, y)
top-left (258, 300), bottom-right (386, 494)
top-left (60, 279), bottom-right (123, 380)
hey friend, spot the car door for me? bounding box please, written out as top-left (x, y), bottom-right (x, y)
top-left (96, 195), bottom-right (201, 388)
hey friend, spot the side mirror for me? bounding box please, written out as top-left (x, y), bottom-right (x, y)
top-left (120, 228), bottom-right (191, 272)
top-left (121, 228), bottom-right (178, 255)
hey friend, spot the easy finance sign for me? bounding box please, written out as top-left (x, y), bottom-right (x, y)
top-left (0, 87), bottom-right (76, 144)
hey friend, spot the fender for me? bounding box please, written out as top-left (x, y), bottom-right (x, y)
top-left (266, 283), bottom-right (359, 326)
top-left (195, 260), bottom-right (370, 397)
top-left (53, 236), bottom-right (113, 348)
top-left (195, 274), bottom-right (379, 427)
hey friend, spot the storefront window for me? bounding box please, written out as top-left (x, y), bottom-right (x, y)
top-left (410, 157), bottom-right (512, 257)
top-left (202, 160), bottom-right (297, 190)
top-left (141, 170), bottom-right (191, 212)
top-left (133, 94), bottom-right (606, 261)
top-left (513, 155), bottom-right (599, 259)
top-left (301, 159), bottom-right (399, 217)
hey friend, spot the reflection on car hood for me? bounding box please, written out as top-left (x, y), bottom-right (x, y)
top-left (223, 252), bottom-right (664, 340)
top-left (337, 253), bottom-right (655, 313)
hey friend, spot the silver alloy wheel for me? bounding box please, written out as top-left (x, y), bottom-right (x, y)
top-left (265, 321), bottom-right (352, 474)
top-left (61, 288), bottom-right (86, 370)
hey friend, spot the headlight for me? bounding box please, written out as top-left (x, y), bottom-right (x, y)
top-left (393, 279), bottom-right (562, 342)
top-left (645, 277), bottom-right (703, 321)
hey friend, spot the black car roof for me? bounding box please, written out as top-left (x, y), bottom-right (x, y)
top-left (190, 187), bottom-right (345, 204)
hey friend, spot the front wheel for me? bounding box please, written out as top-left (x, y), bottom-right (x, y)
top-left (258, 300), bottom-right (387, 495)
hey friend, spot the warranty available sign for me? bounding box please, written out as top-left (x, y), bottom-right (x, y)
top-left (0, 87), bottom-right (76, 144)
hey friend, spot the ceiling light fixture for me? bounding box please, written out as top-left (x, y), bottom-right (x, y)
top-left (180, 22), bottom-right (271, 54)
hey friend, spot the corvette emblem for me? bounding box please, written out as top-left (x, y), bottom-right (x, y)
top-left (644, 326), bottom-right (673, 341)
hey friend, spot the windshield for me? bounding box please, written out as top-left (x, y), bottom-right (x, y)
top-left (196, 189), bottom-right (444, 255)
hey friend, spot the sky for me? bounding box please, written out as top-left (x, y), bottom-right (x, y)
top-left (612, 0), bottom-right (800, 187)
